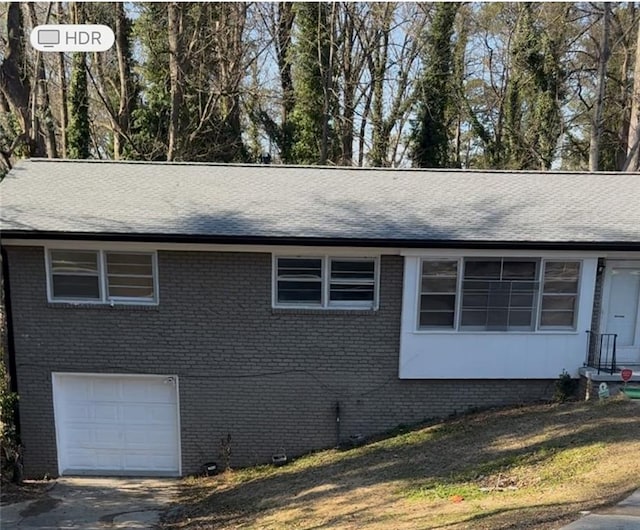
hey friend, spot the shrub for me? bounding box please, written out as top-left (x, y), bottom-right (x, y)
top-left (555, 369), bottom-right (578, 402)
top-left (0, 354), bottom-right (22, 483)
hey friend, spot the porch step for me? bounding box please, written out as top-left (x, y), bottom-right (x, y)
top-left (621, 387), bottom-right (640, 400)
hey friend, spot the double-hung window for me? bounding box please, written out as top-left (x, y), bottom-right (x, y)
top-left (275, 256), bottom-right (377, 309)
top-left (418, 257), bottom-right (581, 332)
top-left (540, 261), bottom-right (580, 328)
top-left (48, 249), bottom-right (157, 304)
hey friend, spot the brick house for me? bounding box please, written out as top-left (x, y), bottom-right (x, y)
top-left (1, 159), bottom-right (639, 478)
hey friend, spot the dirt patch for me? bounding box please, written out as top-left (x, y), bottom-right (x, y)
top-left (0, 479), bottom-right (54, 506)
top-left (162, 398), bottom-right (640, 530)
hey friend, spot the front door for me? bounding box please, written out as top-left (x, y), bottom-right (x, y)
top-left (604, 268), bottom-right (640, 365)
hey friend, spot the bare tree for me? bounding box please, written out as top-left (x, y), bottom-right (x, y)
top-left (624, 14), bottom-right (640, 171)
top-left (589, 3), bottom-right (610, 171)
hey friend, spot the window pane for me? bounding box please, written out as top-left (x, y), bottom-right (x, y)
top-left (422, 277), bottom-right (457, 293)
top-left (463, 280), bottom-right (492, 292)
top-left (461, 257), bottom-right (539, 330)
top-left (487, 292), bottom-right (510, 308)
top-left (420, 294), bottom-right (456, 312)
top-left (510, 293), bottom-right (534, 307)
top-left (330, 260), bottom-right (374, 281)
top-left (52, 275), bottom-right (100, 299)
top-left (462, 293), bottom-right (488, 308)
top-left (540, 261), bottom-right (579, 328)
top-left (330, 285), bottom-right (374, 302)
top-left (502, 261), bottom-right (537, 280)
top-left (464, 260), bottom-right (501, 279)
top-left (509, 310), bottom-right (533, 327)
top-left (543, 280), bottom-right (578, 293)
top-left (106, 253), bottom-right (154, 299)
top-left (420, 261), bottom-right (458, 328)
top-left (51, 250), bottom-right (98, 274)
top-left (544, 262), bottom-right (580, 280)
top-left (422, 261), bottom-right (457, 276)
top-left (420, 311), bottom-right (455, 328)
top-left (277, 280), bottom-right (321, 304)
top-left (541, 295), bottom-right (576, 311)
top-left (511, 281), bottom-right (538, 291)
top-left (278, 258), bottom-right (322, 280)
top-left (106, 253), bottom-right (153, 276)
top-left (540, 311), bottom-right (575, 327)
top-left (487, 309), bottom-right (509, 328)
top-left (461, 310), bottom-right (487, 327)
top-left (109, 286), bottom-right (154, 298)
top-left (108, 276), bottom-right (154, 289)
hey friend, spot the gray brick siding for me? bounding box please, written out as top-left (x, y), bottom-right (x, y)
top-left (590, 259), bottom-right (605, 335)
top-left (6, 247), bottom-right (553, 478)
top-left (586, 259), bottom-right (605, 366)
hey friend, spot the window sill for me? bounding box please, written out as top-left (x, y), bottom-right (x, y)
top-left (272, 307), bottom-right (378, 316)
top-left (47, 302), bottom-right (159, 311)
top-left (410, 329), bottom-right (580, 336)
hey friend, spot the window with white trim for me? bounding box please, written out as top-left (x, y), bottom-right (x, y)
top-left (48, 249), bottom-right (157, 304)
top-left (540, 261), bottom-right (580, 328)
top-left (275, 256), bottom-right (377, 309)
top-left (106, 252), bottom-right (155, 300)
top-left (418, 258), bottom-right (580, 331)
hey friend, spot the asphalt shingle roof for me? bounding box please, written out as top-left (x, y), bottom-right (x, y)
top-left (1, 159), bottom-right (639, 245)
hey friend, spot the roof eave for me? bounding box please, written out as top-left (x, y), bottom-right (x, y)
top-left (2, 230), bottom-right (640, 252)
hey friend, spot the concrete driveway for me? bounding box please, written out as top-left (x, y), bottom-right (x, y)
top-left (1, 478), bottom-right (177, 529)
top-left (561, 489), bottom-right (640, 529)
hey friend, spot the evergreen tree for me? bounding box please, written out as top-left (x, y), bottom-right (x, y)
top-left (503, 3), bottom-right (566, 169)
top-left (66, 52), bottom-right (90, 159)
top-left (411, 3), bottom-right (459, 168)
top-left (290, 2), bottom-right (336, 164)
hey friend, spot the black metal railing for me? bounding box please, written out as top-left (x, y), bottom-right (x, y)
top-left (585, 330), bottom-right (618, 374)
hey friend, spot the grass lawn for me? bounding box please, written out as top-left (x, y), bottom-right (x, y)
top-left (162, 397), bottom-right (640, 530)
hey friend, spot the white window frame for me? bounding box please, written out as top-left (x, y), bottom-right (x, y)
top-left (46, 248), bottom-right (159, 305)
top-left (273, 255), bottom-right (380, 310)
top-left (537, 260), bottom-right (582, 330)
top-left (416, 257), bottom-right (582, 333)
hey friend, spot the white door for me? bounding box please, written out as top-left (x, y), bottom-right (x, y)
top-left (604, 268), bottom-right (640, 364)
top-left (53, 374), bottom-right (180, 476)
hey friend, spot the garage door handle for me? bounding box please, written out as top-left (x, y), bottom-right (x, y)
top-left (614, 315), bottom-right (625, 318)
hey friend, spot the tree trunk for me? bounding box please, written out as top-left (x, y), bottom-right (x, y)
top-left (27, 3), bottom-right (57, 158)
top-left (319, 3), bottom-right (336, 165)
top-left (369, 17), bottom-right (390, 167)
top-left (340, 5), bottom-right (355, 166)
top-left (167, 2), bottom-right (183, 161)
top-left (57, 2), bottom-right (68, 158)
top-left (624, 15), bottom-right (640, 171)
top-left (0, 3), bottom-right (38, 157)
top-left (589, 3), bottom-right (610, 172)
top-left (113, 1), bottom-right (131, 160)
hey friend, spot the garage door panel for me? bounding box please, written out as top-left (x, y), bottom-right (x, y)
top-left (53, 374), bottom-right (180, 476)
top-left (123, 453), bottom-right (177, 471)
top-left (65, 427), bottom-right (93, 445)
top-left (94, 404), bottom-right (119, 421)
top-left (92, 379), bottom-right (121, 401)
top-left (65, 450), bottom-right (98, 469)
top-left (121, 403), bottom-right (176, 424)
top-left (66, 404), bottom-right (91, 421)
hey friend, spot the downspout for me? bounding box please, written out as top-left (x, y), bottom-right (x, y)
top-left (335, 401), bottom-right (340, 448)
top-left (1, 246), bottom-right (21, 438)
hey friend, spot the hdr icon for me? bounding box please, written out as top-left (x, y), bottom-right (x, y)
top-left (65, 30), bottom-right (103, 46)
top-left (30, 24), bottom-right (114, 52)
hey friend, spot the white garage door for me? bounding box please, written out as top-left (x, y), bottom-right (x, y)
top-left (52, 373), bottom-right (180, 476)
